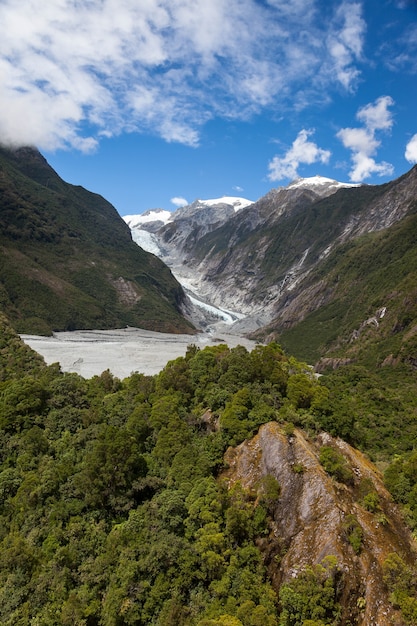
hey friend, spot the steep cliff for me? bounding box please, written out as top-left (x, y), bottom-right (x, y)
top-left (222, 422), bottom-right (417, 625)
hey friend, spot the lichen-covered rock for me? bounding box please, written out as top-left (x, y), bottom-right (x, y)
top-left (222, 422), bottom-right (417, 625)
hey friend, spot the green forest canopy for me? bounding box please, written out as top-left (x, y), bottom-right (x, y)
top-left (0, 313), bottom-right (417, 625)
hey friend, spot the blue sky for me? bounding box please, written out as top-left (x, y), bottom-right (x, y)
top-left (1, 0), bottom-right (417, 216)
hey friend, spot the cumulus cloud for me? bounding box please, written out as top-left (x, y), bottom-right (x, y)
top-left (405, 133), bottom-right (417, 163)
top-left (356, 97), bottom-right (395, 132)
top-left (0, 0), bottom-right (367, 152)
top-left (171, 196), bottom-right (189, 208)
top-left (267, 129), bottom-right (331, 181)
top-left (337, 96), bottom-right (395, 181)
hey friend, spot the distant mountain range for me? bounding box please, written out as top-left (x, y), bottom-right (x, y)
top-left (3, 142), bottom-right (417, 372)
top-left (0, 146), bottom-right (194, 335)
top-left (125, 168), bottom-right (417, 369)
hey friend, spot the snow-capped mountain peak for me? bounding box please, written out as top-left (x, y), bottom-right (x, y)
top-left (199, 196), bottom-right (254, 211)
top-left (288, 175), bottom-right (361, 192)
top-left (123, 196), bottom-right (253, 230)
top-left (123, 208), bottom-right (172, 229)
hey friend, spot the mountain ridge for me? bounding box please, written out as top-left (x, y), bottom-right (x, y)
top-left (124, 177), bottom-right (363, 326)
top-left (125, 166), bottom-right (417, 368)
top-left (0, 145), bottom-right (195, 335)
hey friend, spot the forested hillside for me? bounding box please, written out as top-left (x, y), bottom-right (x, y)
top-left (0, 147), bottom-right (194, 335)
top-left (1, 313), bottom-right (417, 625)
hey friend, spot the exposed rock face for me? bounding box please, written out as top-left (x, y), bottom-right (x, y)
top-left (334, 167), bottom-right (417, 242)
top-left (172, 184), bottom-right (344, 318)
top-left (160, 200), bottom-right (237, 252)
top-left (124, 166), bottom-right (417, 342)
top-left (109, 276), bottom-right (141, 306)
top-left (314, 357), bottom-right (356, 373)
top-left (195, 168), bottom-right (417, 327)
top-left (126, 167), bottom-right (417, 339)
top-left (222, 422), bottom-right (416, 625)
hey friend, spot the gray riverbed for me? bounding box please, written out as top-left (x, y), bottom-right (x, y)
top-left (21, 327), bottom-right (257, 379)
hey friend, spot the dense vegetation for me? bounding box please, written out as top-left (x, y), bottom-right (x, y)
top-left (0, 146), bottom-right (194, 335)
top-left (2, 146), bottom-right (417, 623)
top-left (0, 313), bottom-right (417, 625)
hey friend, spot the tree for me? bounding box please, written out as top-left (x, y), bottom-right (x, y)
top-left (279, 557), bottom-right (342, 626)
top-left (77, 425), bottom-right (148, 512)
top-left (319, 446), bottom-right (354, 485)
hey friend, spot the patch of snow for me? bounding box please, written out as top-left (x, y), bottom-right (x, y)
top-left (378, 307), bottom-right (387, 319)
top-left (288, 175), bottom-right (361, 191)
top-left (198, 196), bottom-right (254, 211)
top-left (123, 208), bottom-right (172, 228)
top-left (130, 229), bottom-right (162, 256)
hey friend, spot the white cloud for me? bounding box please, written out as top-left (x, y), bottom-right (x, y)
top-left (337, 127), bottom-right (380, 154)
top-left (0, 0), bottom-right (367, 152)
top-left (267, 129), bottom-right (331, 181)
top-left (341, 150), bottom-right (393, 181)
top-left (356, 96), bottom-right (394, 132)
top-left (325, 2), bottom-right (366, 90)
top-left (405, 133), bottom-right (417, 163)
top-left (337, 96), bottom-right (395, 181)
top-left (171, 196), bottom-right (189, 207)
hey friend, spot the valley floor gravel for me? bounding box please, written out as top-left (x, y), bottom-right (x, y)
top-left (21, 327), bottom-right (257, 379)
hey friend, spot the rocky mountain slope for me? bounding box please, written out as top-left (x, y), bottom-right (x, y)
top-left (0, 146), bottom-right (194, 335)
top-left (179, 171), bottom-right (416, 322)
top-left (126, 167), bottom-right (417, 365)
top-left (255, 167), bottom-right (417, 364)
top-left (125, 195), bottom-right (256, 325)
top-left (125, 176), bottom-right (371, 326)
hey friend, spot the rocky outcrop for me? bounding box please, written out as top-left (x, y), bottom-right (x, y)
top-left (222, 422), bottom-right (417, 625)
top-left (314, 356), bottom-right (356, 373)
top-left (334, 167), bottom-right (417, 244)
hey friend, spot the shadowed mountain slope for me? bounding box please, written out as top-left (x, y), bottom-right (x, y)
top-left (255, 172), bottom-right (417, 366)
top-left (0, 146), bottom-right (194, 335)
top-left (191, 169), bottom-right (417, 322)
